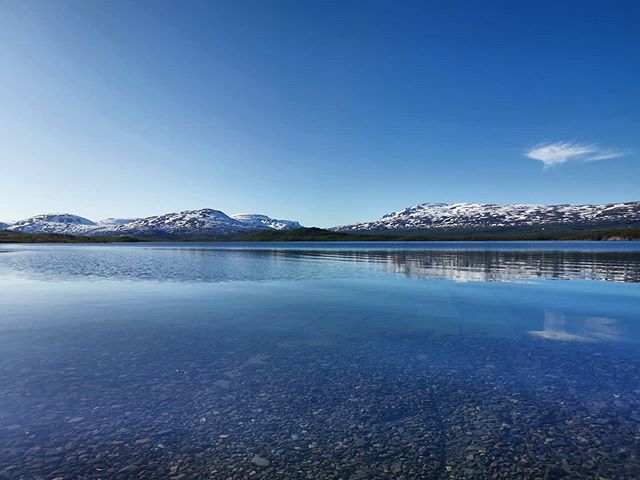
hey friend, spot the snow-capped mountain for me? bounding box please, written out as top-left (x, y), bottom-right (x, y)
top-left (6, 209), bottom-right (302, 237)
top-left (98, 209), bottom-right (254, 237)
top-left (97, 218), bottom-right (142, 226)
top-left (7, 214), bottom-right (98, 235)
top-left (0, 222), bottom-right (8, 230)
top-left (334, 201), bottom-right (640, 232)
top-left (232, 214), bottom-right (302, 230)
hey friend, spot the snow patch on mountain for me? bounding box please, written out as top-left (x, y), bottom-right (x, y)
top-left (232, 214), bottom-right (302, 230)
top-left (97, 218), bottom-right (142, 226)
top-left (334, 201), bottom-right (640, 232)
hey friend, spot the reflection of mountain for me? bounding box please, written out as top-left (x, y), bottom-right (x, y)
top-left (1, 246), bottom-right (638, 284)
top-left (288, 249), bottom-right (640, 282)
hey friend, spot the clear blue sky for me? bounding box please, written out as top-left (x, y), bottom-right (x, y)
top-left (1, 0), bottom-right (638, 227)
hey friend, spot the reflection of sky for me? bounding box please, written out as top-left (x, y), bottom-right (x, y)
top-left (529, 311), bottom-right (621, 342)
top-left (1, 244), bottom-right (639, 284)
top-left (0, 245), bottom-right (639, 345)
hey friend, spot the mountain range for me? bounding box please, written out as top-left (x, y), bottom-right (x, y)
top-left (1, 201), bottom-right (639, 238)
top-left (3, 210), bottom-right (302, 237)
top-left (334, 201), bottom-right (640, 233)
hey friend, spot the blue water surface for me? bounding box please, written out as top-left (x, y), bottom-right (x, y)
top-left (0, 242), bottom-right (639, 479)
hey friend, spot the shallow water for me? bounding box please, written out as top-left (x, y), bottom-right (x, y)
top-left (0, 242), bottom-right (639, 479)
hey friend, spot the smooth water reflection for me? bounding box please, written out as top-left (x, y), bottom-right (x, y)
top-left (0, 242), bottom-right (639, 479)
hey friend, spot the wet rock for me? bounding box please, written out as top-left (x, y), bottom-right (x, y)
top-left (250, 455), bottom-right (270, 467)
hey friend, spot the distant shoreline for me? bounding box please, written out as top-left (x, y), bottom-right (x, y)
top-left (2, 226), bottom-right (639, 244)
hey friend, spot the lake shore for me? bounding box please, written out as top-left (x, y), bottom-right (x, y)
top-left (2, 226), bottom-right (640, 243)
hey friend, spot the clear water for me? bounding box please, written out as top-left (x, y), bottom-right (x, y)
top-left (0, 242), bottom-right (639, 479)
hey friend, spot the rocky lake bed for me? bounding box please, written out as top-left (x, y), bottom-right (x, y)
top-left (0, 242), bottom-right (639, 479)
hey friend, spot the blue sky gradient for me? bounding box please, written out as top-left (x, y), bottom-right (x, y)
top-left (1, 0), bottom-right (638, 226)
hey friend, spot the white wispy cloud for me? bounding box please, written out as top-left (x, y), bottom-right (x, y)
top-left (525, 141), bottom-right (629, 168)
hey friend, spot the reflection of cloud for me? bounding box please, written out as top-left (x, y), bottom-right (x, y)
top-left (528, 311), bottom-right (592, 342)
top-left (528, 311), bottom-right (620, 342)
top-left (584, 316), bottom-right (619, 341)
top-left (528, 330), bottom-right (593, 342)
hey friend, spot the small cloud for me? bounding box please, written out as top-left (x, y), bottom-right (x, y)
top-left (525, 141), bottom-right (629, 168)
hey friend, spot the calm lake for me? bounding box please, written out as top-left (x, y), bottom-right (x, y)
top-left (1, 242), bottom-right (639, 479)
